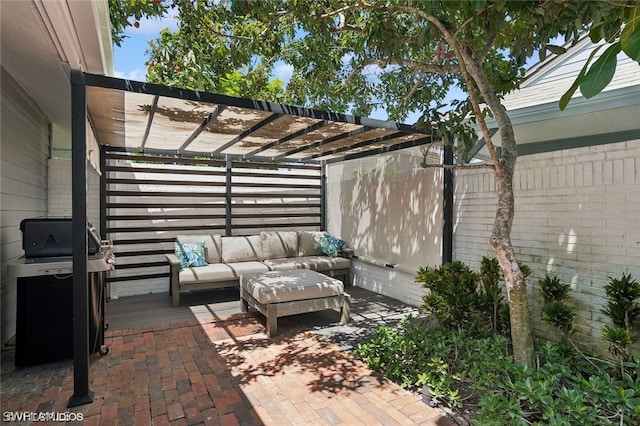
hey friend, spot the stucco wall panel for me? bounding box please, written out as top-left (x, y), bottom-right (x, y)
top-left (326, 149), bottom-right (443, 303)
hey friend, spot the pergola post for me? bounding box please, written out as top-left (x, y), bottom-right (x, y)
top-left (320, 163), bottom-right (327, 231)
top-left (225, 156), bottom-right (232, 236)
top-left (68, 70), bottom-right (92, 407)
top-left (442, 141), bottom-right (454, 264)
top-left (99, 144), bottom-right (107, 239)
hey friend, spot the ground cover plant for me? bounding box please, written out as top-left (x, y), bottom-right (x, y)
top-left (355, 318), bottom-right (640, 425)
top-left (355, 263), bottom-right (640, 425)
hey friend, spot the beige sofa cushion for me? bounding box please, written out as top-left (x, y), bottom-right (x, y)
top-left (260, 231), bottom-right (299, 260)
top-left (297, 231), bottom-right (325, 256)
top-left (240, 269), bottom-right (344, 304)
top-left (225, 261), bottom-right (270, 277)
top-left (179, 263), bottom-right (234, 284)
top-left (176, 234), bottom-right (222, 264)
top-left (264, 255), bottom-right (350, 272)
top-left (221, 235), bottom-right (263, 263)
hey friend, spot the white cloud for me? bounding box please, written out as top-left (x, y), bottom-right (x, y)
top-left (272, 62), bottom-right (293, 83)
top-left (113, 68), bottom-right (147, 82)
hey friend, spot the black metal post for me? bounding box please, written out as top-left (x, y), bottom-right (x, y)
top-left (99, 145), bottom-right (109, 302)
top-left (320, 163), bottom-right (327, 231)
top-left (99, 145), bottom-right (107, 240)
top-left (442, 142), bottom-right (454, 265)
top-left (68, 70), bottom-right (93, 407)
top-left (225, 157), bottom-right (232, 236)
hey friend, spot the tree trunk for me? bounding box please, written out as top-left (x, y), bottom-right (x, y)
top-left (492, 165), bottom-right (535, 366)
top-left (464, 62), bottom-right (536, 366)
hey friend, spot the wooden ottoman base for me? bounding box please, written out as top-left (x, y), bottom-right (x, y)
top-left (239, 270), bottom-right (350, 337)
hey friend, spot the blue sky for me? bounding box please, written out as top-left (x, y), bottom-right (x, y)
top-left (113, 15), bottom-right (174, 81)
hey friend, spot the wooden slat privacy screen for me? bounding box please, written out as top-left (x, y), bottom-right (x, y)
top-left (103, 150), bottom-right (322, 297)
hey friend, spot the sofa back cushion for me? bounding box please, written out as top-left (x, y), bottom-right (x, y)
top-left (176, 234), bottom-right (222, 263)
top-left (297, 231), bottom-right (325, 256)
top-left (221, 235), bottom-right (263, 263)
top-left (260, 231), bottom-right (299, 260)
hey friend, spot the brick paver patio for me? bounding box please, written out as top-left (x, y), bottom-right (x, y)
top-left (1, 292), bottom-right (457, 425)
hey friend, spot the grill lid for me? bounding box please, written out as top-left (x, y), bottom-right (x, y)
top-left (20, 218), bottom-right (100, 258)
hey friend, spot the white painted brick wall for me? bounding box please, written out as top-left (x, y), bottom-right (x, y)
top-left (48, 159), bottom-right (100, 228)
top-left (454, 140), bottom-right (640, 354)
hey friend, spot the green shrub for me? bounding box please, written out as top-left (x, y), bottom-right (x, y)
top-left (539, 275), bottom-right (571, 301)
top-left (542, 301), bottom-right (575, 333)
top-left (538, 275), bottom-right (575, 334)
top-left (417, 257), bottom-right (521, 335)
top-left (602, 273), bottom-right (640, 362)
top-left (354, 319), bottom-right (507, 407)
top-left (417, 261), bottom-right (479, 328)
top-left (355, 320), bottom-right (640, 425)
top-left (602, 325), bottom-right (632, 361)
top-left (602, 273), bottom-right (640, 329)
top-left (477, 256), bottom-right (509, 335)
top-left (358, 263), bottom-right (640, 425)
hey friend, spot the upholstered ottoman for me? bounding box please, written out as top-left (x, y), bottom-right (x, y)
top-left (240, 269), bottom-right (350, 337)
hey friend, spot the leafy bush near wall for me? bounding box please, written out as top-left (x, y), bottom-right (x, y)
top-left (355, 318), bottom-right (640, 425)
top-left (356, 264), bottom-right (640, 425)
top-left (416, 256), bottom-right (530, 336)
top-left (601, 273), bottom-right (640, 372)
top-left (538, 275), bottom-right (576, 334)
top-left (417, 261), bottom-right (480, 329)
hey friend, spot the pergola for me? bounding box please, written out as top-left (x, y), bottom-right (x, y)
top-left (69, 70), bottom-right (454, 405)
top-left (85, 73), bottom-right (435, 164)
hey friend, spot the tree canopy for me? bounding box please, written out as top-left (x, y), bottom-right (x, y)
top-left (111, 1), bottom-right (639, 143)
top-left (109, 0), bottom-right (640, 366)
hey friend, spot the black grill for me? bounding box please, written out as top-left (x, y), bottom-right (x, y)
top-left (20, 218), bottom-right (100, 257)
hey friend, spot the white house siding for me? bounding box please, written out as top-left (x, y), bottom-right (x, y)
top-left (454, 140), bottom-right (640, 353)
top-left (1, 70), bottom-right (50, 347)
top-left (506, 39), bottom-right (639, 110)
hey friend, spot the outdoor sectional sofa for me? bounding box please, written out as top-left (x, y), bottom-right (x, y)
top-left (166, 230), bottom-right (351, 307)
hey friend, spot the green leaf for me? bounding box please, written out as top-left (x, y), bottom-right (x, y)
top-left (621, 7), bottom-right (640, 62)
top-left (580, 42), bottom-right (621, 99)
top-left (546, 45), bottom-right (566, 55)
top-left (558, 45), bottom-right (603, 110)
top-left (539, 47), bottom-right (547, 62)
top-left (471, 0), bottom-right (487, 12)
top-left (590, 22), bottom-right (606, 43)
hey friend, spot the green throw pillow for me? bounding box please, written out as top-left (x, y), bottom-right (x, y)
top-left (174, 241), bottom-right (208, 268)
top-left (314, 232), bottom-right (345, 258)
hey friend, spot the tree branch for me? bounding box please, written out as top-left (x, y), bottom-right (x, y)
top-left (401, 71), bottom-right (426, 109)
top-left (389, 5), bottom-right (504, 174)
top-left (321, 5), bottom-right (354, 19)
top-left (329, 24), bottom-right (365, 33)
top-left (421, 163), bottom-right (495, 170)
top-left (478, 33), bottom-right (498, 61)
top-left (184, 2), bottom-right (253, 41)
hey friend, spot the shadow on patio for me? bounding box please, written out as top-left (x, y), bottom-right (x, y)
top-left (1, 287), bottom-right (457, 425)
